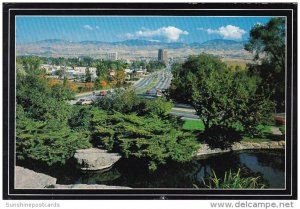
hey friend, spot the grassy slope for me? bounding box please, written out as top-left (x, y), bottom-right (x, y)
top-left (182, 119), bottom-right (281, 143)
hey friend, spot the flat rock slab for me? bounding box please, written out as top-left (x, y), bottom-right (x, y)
top-left (15, 166), bottom-right (57, 189)
top-left (53, 184), bottom-right (131, 189)
top-left (74, 148), bottom-right (121, 171)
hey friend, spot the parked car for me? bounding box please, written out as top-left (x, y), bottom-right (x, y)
top-left (76, 98), bottom-right (92, 105)
top-left (273, 113), bottom-right (286, 125)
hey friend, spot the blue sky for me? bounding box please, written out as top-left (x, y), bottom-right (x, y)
top-left (16, 16), bottom-right (272, 44)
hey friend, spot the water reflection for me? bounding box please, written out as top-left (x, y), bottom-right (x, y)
top-left (55, 150), bottom-right (285, 188)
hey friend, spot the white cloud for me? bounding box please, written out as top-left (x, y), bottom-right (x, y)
top-left (149, 39), bottom-right (161, 43)
top-left (198, 25), bottom-right (246, 40)
top-left (124, 26), bottom-right (189, 42)
top-left (83, 25), bottom-right (93, 30)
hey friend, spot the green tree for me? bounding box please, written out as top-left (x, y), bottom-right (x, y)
top-left (169, 54), bottom-right (274, 135)
top-left (21, 56), bottom-right (43, 73)
top-left (148, 60), bottom-right (166, 72)
top-left (113, 70), bottom-right (126, 87)
top-left (85, 67), bottom-right (92, 82)
top-left (96, 62), bottom-right (107, 78)
top-left (144, 97), bottom-right (173, 118)
top-left (16, 60), bottom-right (73, 121)
top-left (82, 57), bottom-right (93, 66)
top-left (245, 17), bottom-right (285, 112)
top-left (16, 105), bottom-right (91, 166)
top-left (131, 61), bottom-right (146, 69)
top-left (95, 88), bottom-right (141, 114)
top-left (16, 57), bottom-right (27, 77)
top-left (16, 56), bottom-right (90, 167)
top-left (55, 69), bottom-right (64, 79)
top-left (63, 76), bottom-right (68, 87)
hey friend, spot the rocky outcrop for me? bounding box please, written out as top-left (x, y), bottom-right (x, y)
top-left (15, 166), bottom-right (130, 189)
top-left (52, 184), bottom-right (131, 189)
top-left (196, 140), bottom-right (285, 157)
top-left (15, 166), bottom-right (57, 189)
top-left (74, 148), bottom-right (121, 171)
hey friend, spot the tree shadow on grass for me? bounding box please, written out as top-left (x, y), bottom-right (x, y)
top-left (198, 125), bottom-right (242, 150)
top-left (262, 133), bottom-right (285, 141)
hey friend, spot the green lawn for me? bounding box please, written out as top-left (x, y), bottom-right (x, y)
top-left (183, 120), bottom-right (272, 137)
top-left (182, 119), bottom-right (280, 143)
top-left (182, 120), bottom-right (205, 131)
top-left (182, 120), bottom-right (272, 134)
top-left (256, 124), bottom-right (272, 133)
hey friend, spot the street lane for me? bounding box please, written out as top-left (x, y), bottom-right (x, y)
top-left (70, 69), bottom-right (200, 120)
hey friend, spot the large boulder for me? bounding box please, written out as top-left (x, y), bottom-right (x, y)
top-left (15, 166), bottom-right (57, 189)
top-left (53, 184), bottom-right (131, 189)
top-left (74, 148), bottom-right (121, 171)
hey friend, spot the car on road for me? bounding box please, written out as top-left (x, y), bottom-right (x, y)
top-left (156, 89), bottom-right (162, 97)
top-left (76, 98), bottom-right (93, 105)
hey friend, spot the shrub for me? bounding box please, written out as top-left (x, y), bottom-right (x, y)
top-left (201, 169), bottom-right (265, 189)
top-left (85, 82), bottom-right (94, 91)
top-left (86, 108), bottom-right (199, 171)
top-left (100, 80), bottom-right (107, 88)
top-left (67, 82), bottom-right (78, 91)
top-left (16, 105), bottom-right (91, 166)
top-left (202, 125), bottom-right (242, 150)
top-left (48, 79), bottom-right (60, 86)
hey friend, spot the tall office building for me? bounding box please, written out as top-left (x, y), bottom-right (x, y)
top-left (158, 49), bottom-right (168, 63)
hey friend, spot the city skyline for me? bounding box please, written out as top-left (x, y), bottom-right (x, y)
top-left (16, 16), bottom-right (273, 44)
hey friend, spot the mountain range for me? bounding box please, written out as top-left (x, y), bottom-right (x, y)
top-left (16, 38), bottom-right (251, 60)
top-left (25, 38), bottom-right (246, 48)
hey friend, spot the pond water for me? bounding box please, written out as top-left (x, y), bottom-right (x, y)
top-left (49, 150), bottom-right (285, 189)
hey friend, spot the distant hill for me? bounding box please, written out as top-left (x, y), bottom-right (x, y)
top-left (114, 39), bottom-right (161, 46)
top-left (16, 38), bottom-right (250, 60)
top-left (34, 39), bottom-right (72, 44)
top-left (20, 38), bottom-right (246, 49)
top-left (191, 39), bottom-right (246, 50)
top-left (202, 39), bottom-right (239, 45)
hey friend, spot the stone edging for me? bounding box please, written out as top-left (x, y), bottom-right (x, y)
top-left (196, 140), bottom-right (285, 157)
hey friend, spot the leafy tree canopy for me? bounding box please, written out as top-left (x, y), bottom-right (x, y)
top-left (245, 17), bottom-right (285, 111)
top-left (169, 54), bottom-right (274, 136)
